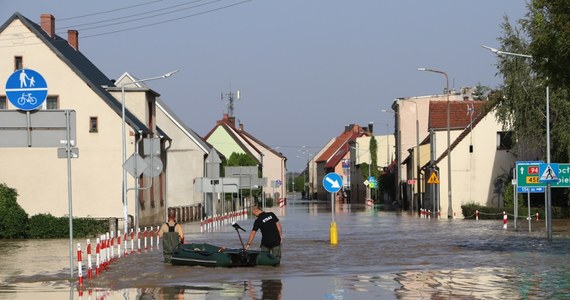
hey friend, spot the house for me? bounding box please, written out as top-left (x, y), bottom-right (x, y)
top-left (0, 13), bottom-right (149, 225)
top-left (426, 100), bottom-right (515, 218)
top-left (204, 114), bottom-right (286, 208)
top-left (314, 124), bottom-right (370, 202)
top-left (391, 88), bottom-right (484, 210)
top-left (0, 13), bottom-right (202, 228)
top-left (110, 73), bottom-right (212, 225)
top-left (349, 133), bottom-right (395, 204)
top-left (402, 99), bottom-right (515, 218)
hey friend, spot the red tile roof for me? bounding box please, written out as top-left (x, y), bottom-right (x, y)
top-left (429, 100), bottom-right (487, 130)
top-left (316, 124), bottom-right (368, 169)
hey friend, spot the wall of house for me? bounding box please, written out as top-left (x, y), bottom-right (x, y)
top-left (155, 107), bottom-right (207, 219)
top-left (0, 19), bottom-right (135, 219)
top-left (436, 110), bottom-right (516, 218)
top-left (208, 128), bottom-right (245, 159)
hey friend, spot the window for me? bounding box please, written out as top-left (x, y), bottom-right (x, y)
top-left (497, 131), bottom-right (513, 150)
top-left (46, 96), bottom-right (59, 110)
top-left (14, 56), bottom-right (23, 70)
top-left (0, 96), bottom-right (6, 110)
top-left (89, 116), bottom-right (98, 133)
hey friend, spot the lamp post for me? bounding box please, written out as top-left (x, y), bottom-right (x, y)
top-left (120, 70), bottom-right (178, 236)
top-left (417, 67), bottom-right (451, 219)
top-left (482, 45), bottom-right (552, 241)
top-left (381, 109), bottom-right (402, 209)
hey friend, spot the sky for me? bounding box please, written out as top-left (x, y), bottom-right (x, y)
top-left (0, 1), bottom-right (529, 171)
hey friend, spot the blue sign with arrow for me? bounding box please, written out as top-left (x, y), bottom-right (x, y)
top-left (5, 69), bottom-right (48, 111)
top-left (323, 172), bottom-right (342, 193)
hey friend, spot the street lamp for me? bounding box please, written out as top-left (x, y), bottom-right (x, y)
top-left (120, 70), bottom-right (178, 236)
top-left (417, 67), bottom-right (451, 219)
top-left (482, 45), bottom-right (552, 241)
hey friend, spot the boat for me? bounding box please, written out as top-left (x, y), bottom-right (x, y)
top-left (170, 243), bottom-right (280, 267)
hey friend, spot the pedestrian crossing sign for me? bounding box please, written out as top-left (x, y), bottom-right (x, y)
top-left (427, 172), bottom-right (440, 184)
top-left (539, 163), bottom-right (559, 183)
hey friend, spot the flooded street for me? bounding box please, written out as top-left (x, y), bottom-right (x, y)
top-left (2, 197), bottom-right (570, 299)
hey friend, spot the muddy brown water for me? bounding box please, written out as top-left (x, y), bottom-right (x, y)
top-left (1, 199), bottom-right (570, 299)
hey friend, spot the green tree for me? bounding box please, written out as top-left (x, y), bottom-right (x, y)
top-left (494, 6), bottom-right (570, 205)
top-left (0, 183), bottom-right (29, 239)
top-left (369, 136), bottom-right (379, 178)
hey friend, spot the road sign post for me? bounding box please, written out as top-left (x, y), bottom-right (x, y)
top-left (323, 172), bottom-right (342, 245)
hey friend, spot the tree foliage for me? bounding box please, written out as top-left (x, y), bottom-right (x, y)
top-left (494, 3), bottom-right (570, 205)
top-left (0, 183), bottom-right (29, 239)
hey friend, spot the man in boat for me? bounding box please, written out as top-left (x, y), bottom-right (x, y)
top-left (158, 208), bottom-right (184, 263)
top-left (245, 203), bottom-right (282, 259)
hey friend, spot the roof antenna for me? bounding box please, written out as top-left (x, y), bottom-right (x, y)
top-left (221, 89), bottom-right (241, 117)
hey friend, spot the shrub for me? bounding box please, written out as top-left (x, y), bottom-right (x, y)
top-left (29, 214), bottom-right (108, 239)
top-left (0, 183), bottom-right (29, 239)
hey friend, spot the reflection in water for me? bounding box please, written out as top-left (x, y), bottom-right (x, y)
top-left (2, 199), bottom-right (570, 299)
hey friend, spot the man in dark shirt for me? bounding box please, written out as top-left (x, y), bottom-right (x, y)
top-left (245, 204), bottom-right (282, 259)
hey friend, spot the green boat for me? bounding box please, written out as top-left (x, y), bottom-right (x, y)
top-left (170, 243), bottom-right (280, 267)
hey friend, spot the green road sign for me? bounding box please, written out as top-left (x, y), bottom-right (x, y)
top-left (553, 163), bottom-right (570, 187)
top-left (516, 162), bottom-right (543, 188)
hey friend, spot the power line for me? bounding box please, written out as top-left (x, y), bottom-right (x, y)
top-left (81, 0), bottom-right (251, 39)
top-left (0, 0), bottom-right (252, 45)
top-left (57, 0), bottom-right (164, 21)
top-left (58, 0), bottom-right (210, 31)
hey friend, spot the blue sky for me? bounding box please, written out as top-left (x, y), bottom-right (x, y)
top-left (0, 1), bottom-right (528, 171)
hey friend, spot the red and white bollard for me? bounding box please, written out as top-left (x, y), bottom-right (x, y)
top-left (117, 230), bottom-right (122, 259)
top-left (536, 212), bottom-right (540, 221)
top-left (150, 227), bottom-right (155, 248)
top-left (476, 210), bottom-right (479, 221)
top-left (130, 229), bottom-right (135, 254)
top-left (110, 231), bottom-right (115, 261)
top-left (428, 210), bottom-right (431, 219)
top-left (124, 231), bottom-right (128, 256)
top-left (100, 234), bottom-right (106, 269)
top-left (95, 238), bottom-right (101, 275)
top-left (144, 227), bottom-right (148, 250)
top-left (77, 243), bottom-right (83, 286)
top-left (437, 210), bottom-right (441, 220)
top-left (503, 211), bottom-right (508, 230)
top-left (156, 226), bottom-right (160, 247)
top-left (87, 239), bottom-right (92, 279)
top-left (137, 228), bottom-right (142, 252)
top-left (106, 232), bottom-right (111, 264)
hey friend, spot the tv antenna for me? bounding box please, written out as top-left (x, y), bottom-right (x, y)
top-left (221, 90), bottom-right (240, 117)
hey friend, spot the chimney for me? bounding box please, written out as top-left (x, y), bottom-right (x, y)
top-left (67, 30), bottom-right (78, 50)
top-left (239, 123), bottom-right (244, 131)
top-left (368, 122), bottom-right (374, 134)
top-left (40, 14), bottom-right (55, 37)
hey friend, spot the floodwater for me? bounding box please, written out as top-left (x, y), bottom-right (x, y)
top-left (2, 197), bottom-right (570, 299)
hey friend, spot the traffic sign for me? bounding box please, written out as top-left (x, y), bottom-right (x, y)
top-left (5, 69), bottom-right (48, 111)
top-left (517, 186), bottom-right (545, 193)
top-left (516, 161), bottom-right (545, 189)
top-left (539, 163), bottom-right (559, 183)
top-left (552, 163), bottom-right (570, 187)
top-left (323, 172), bottom-right (342, 193)
top-left (427, 172), bottom-right (440, 184)
top-left (368, 176), bottom-right (377, 188)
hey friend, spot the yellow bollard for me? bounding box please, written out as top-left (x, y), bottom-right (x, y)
top-left (330, 221), bottom-right (338, 245)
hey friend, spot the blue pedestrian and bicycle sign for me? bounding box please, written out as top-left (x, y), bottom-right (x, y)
top-left (323, 172), bottom-right (342, 193)
top-left (5, 69), bottom-right (48, 111)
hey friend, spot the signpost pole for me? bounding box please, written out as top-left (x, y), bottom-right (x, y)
top-left (66, 110), bottom-right (74, 280)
